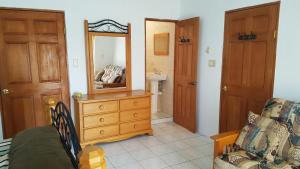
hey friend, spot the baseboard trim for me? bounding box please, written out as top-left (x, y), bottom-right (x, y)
top-left (151, 117), bottom-right (173, 124)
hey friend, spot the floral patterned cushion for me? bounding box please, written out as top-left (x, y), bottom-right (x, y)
top-left (214, 150), bottom-right (260, 169)
top-left (261, 98), bottom-right (295, 120)
top-left (235, 112), bottom-right (289, 162)
top-left (214, 150), bottom-right (295, 169)
top-left (101, 64), bottom-right (123, 83)
top-left (261, 98), bottom-right (300, 166)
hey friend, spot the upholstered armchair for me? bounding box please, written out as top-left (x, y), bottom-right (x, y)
top-left (210, 98), bottom-right (300, 169)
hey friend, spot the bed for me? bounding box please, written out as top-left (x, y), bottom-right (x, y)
top-left (0, 101), bottom-right (105, 169)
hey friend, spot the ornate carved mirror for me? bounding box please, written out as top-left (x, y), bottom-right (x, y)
top-left (85, 19), bottom-right (131, 94)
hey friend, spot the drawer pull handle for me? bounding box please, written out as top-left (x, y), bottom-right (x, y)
top-left (98, 105), bottom-right (104, 110)
top-left (99, 118), bottom-right (104, 122)
top-left (133, 124), bottom-right (137, 128)
top-left (133, 113), bottom-right (138, 117)
top-left (99, 130), bottom-right (104, 135)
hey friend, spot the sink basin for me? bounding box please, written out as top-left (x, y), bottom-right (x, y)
top-left (146, 72), bottom-right (167, 81)
top-left (146, 72), bottom-right (167, 114)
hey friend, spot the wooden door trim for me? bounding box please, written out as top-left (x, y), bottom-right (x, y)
top-left (219, 2), bottom-right (280, 132)
top-left (225, 1), bottom-right (280, 14)
top-left (60, 11), bottom-right (71, 110)
top-left (145, 18), bottom-right (178, 23)
top-left (144, 18), bottom-right (177, 90)
top-left (0, 7), bottom-right (64, 13)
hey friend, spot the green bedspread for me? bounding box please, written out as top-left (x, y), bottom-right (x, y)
top-left (9, 126), bottom-right (74, 169)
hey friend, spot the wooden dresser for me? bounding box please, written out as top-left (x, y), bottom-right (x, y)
top-left (74, 90), bottom-right (152, 147)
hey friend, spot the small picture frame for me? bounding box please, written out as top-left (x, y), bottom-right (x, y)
top-left (154, 33), bottom-right (169, 56)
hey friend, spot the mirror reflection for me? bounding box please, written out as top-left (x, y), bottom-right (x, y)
top-left (93, 36), bottom-right (126, 90)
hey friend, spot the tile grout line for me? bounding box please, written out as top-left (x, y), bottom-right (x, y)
top-left (103, 122), bottom-right (213, 169)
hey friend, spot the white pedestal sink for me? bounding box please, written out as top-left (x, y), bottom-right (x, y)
top-left (146, 72), bottom-right (167, 114)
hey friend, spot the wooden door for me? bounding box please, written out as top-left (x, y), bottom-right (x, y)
top-left (174, 17), bottom-right (199, 133)
top-left (0, 9), bottom-right (70, 138)
top-left (220, 3), bottom-right (279, 132)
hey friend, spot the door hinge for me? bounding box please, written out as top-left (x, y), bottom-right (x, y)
top-left (274, 30), bottom-right (277, 39)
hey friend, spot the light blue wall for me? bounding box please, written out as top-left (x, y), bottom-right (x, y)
top-left (0, 0), bottom-right (181, 139)
top-left (1, 0), bottom-right (300, 139)
top-left (180, 0), bottom-right (300, 136)
top-left (273, 0), bottom-right (300, 101)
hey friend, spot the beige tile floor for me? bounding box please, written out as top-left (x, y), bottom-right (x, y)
top-left (152, 112), bottom-right (173, 120)
top-left (97, 122), bottom-right (214, 169)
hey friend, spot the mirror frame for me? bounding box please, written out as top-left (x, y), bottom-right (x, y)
top-left (84, 20), bottom-right (132, 94)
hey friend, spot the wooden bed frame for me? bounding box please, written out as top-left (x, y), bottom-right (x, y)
top-left (47, 99), bottom-right (106, 169)
top-left (210, 130), bottom-right (240, 158)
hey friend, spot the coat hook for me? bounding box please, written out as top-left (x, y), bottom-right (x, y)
top-left (250, 32), bottom-right (256, 40)
top-left (238, 33), bottom-right (245, 40)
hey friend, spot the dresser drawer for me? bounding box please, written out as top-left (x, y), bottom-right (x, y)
top-left (84, 125), bottom-right (119, 141)
top-left (83, 101), bottom-right (118, 115)
top-left (83, 113), bottom-right (119, 128)
top-left (120, 120), bottom-right (150, 134)
top-left (120, 109), bottom-right (150, 122)
top-left (120, 97), bottom-right (150, 111)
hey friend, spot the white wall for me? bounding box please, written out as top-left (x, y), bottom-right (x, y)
top-left (93, 37), bottom-right (126, 72)
top-left (273, 0), bottom-right (300, 101)
top-left (180, 0), bottom-right (300, 136)
top-left (0, 0), bottom-right (180, 139)
top-left (113, 38), bottom-right (126, 68)
top-left (94, 37), bottom-right (115, 72)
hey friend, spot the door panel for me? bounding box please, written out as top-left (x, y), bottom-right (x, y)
top-left (220, 3), bottom-right (279, 132)
top-left (5, 43), bottom-right (32, 84)
top-left (247, 99), bottom-right (266, 115)
top-left (3, 95), bottom-right (36, 137)
top-left (40, 92), bottom-right (62, 125)
top-left (174, 17), bottom-right (199, 133)
top-left (249, 42), bottom-right (267, 88)
top-left (0, 9), bottom-right (70, 138)
top-left (37, 43), bottom-right (61, 82)
top-left (3, 19), bottom-right (28, 34)
top-left (34, 20), bottom-right (58, 34)
top-left (223, 95), bottom-right (244, 130)
top-left (227, 43), bottom-right (244, 86)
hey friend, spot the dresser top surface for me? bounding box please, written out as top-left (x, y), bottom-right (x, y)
top-left (75, 90), bottom-right (151, 102)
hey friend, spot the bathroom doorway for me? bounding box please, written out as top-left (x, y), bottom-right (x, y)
top-left (145, 18), bottom-right (176, 123)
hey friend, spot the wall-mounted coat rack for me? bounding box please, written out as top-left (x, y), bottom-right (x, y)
top-left (179, 36), bottom-right (190, 43)
top-left (238, 32), bottom-right (257, 41)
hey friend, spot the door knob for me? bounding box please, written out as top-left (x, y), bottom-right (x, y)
top-left (1, 89), bottom-right (10, 95)
top-left (222, 86), bottom-right (228, 92)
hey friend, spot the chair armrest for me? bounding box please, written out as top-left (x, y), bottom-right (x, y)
top-left (78, 146), bottom-right (106, 169)
top-left (210, 130), bottom-right (240, 158)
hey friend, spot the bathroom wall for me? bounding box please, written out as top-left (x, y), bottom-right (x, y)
top-left (146, 21), bottom-right (175, 115)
